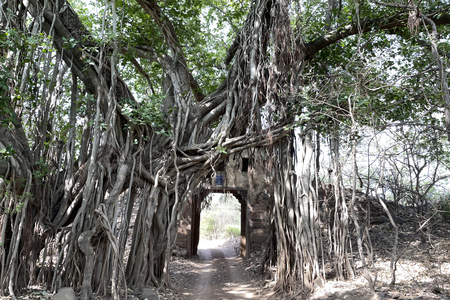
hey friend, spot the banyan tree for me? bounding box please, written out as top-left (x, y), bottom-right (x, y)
top-left (1, 0), bottom-right (450, 298)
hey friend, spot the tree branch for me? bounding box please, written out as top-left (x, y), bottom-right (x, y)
top-left (302, 12), bottom-right (450, 61)
top-left (369, 0), bottom-right (415, 11)
top-left (135, 0), bottom-right (206, 102)
top-left (420, 13), bottom-right (450, 141)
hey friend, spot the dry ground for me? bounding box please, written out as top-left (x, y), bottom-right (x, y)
top-left (161, 221), bottom-right (450, 300)
top-left (6, 220), bottom-right (450, 300)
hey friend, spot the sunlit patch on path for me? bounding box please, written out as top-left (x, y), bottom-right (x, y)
top-left (176, 239), bottom-right (262, 300)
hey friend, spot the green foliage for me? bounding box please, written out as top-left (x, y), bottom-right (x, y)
top-left (0, 29), bottom-right (53, 138)
top-left (213, 144), bottom-right (227, 154)
top-left (121, 94), bottom-right (171, 134)
top-left (0, 145), bottom-right (16, 161)
top-left (0, 68), bottom-right (15, 130)
top-left (4, 201), bottom-right (25, 214)
top-left (200, 214), bottom-right (221, 240)
top-left (68, 0), bottom-right (247, 99)
top-left (34, 158), bottom-right (48, 179)
top-left (224, 225), bottom-right (240, 239)
top-left (0, 31), bottom-right (15, 130)
top-left (61, 37), bottom-right (78, 50)
top-left (0, 178), bottom-right (31, 214)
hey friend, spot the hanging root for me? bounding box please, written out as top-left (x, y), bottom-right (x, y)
top-left (78, 231), bottom-right (94, 300)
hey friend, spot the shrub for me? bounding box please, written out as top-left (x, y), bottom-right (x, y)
top-left (200, 214), bottom-right (220, 240)
top-left (224, 225), bottom-right (240, 239)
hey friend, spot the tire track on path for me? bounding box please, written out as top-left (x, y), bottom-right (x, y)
top-left (182, 240), bottom-right (261, 300)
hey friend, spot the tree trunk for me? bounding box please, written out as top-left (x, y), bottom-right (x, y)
top-left (263, 129), bottom-right (322, 293)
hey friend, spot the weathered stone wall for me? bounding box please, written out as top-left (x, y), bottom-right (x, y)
top-left (246, 152), bottom-right (272, 255)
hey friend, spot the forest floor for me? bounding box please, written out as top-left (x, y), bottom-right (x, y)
top-left (7, 219), bottom-right (450, 300)
top-left (151, 220), bottom-right (450, 300)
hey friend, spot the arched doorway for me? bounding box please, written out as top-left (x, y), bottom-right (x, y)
top-left (189, 189), bottom-right (249, 258)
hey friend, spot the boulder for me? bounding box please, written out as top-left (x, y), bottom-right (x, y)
top-left (372, 215), bottom-right (407, 225)
top-left (53, 287), bottom-right (76, 300)
top-left (394, 216), bottom-right (407, 224)
top-left (371, 216), bottom-right (389, 224)
top-left (140, 288), bottom-right (158, 300)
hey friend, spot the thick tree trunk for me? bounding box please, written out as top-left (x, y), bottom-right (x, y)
top-left (330, 132), bottom-right (353, 281)
top-left (263, 130), bottom-right (322, 293)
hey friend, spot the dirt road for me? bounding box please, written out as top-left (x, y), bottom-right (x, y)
top-left (175, 239), bottom-right (263, 300)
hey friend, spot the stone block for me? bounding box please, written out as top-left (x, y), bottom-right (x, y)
top-left (140, 288), bottom-right (158, 300)
top-left (53, 287), bottom-right (76, 300)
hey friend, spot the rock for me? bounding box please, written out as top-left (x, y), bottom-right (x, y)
top-left (372, 215), bottom-right (407, 225)
top-left (394, 216), bottom-right (407, 224)
top-left (140, 288), bottom-right (158, 300)
top-left (314, 278), bottom-right (324, 288)
top-left (372, 216), bottom-right (389, 224)
top-left (53, 287), bottom-right (76, 300)
top-left (371, 293), bottom-right (380, 300)
top-left (431, 286), bottom-right (442, 294)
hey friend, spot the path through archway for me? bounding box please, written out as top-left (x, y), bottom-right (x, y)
top-left (189, 189), bottom-right (249, 258)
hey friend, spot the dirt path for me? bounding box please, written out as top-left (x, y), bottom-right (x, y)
top-left (175, 239), bottom-right (263, 300)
